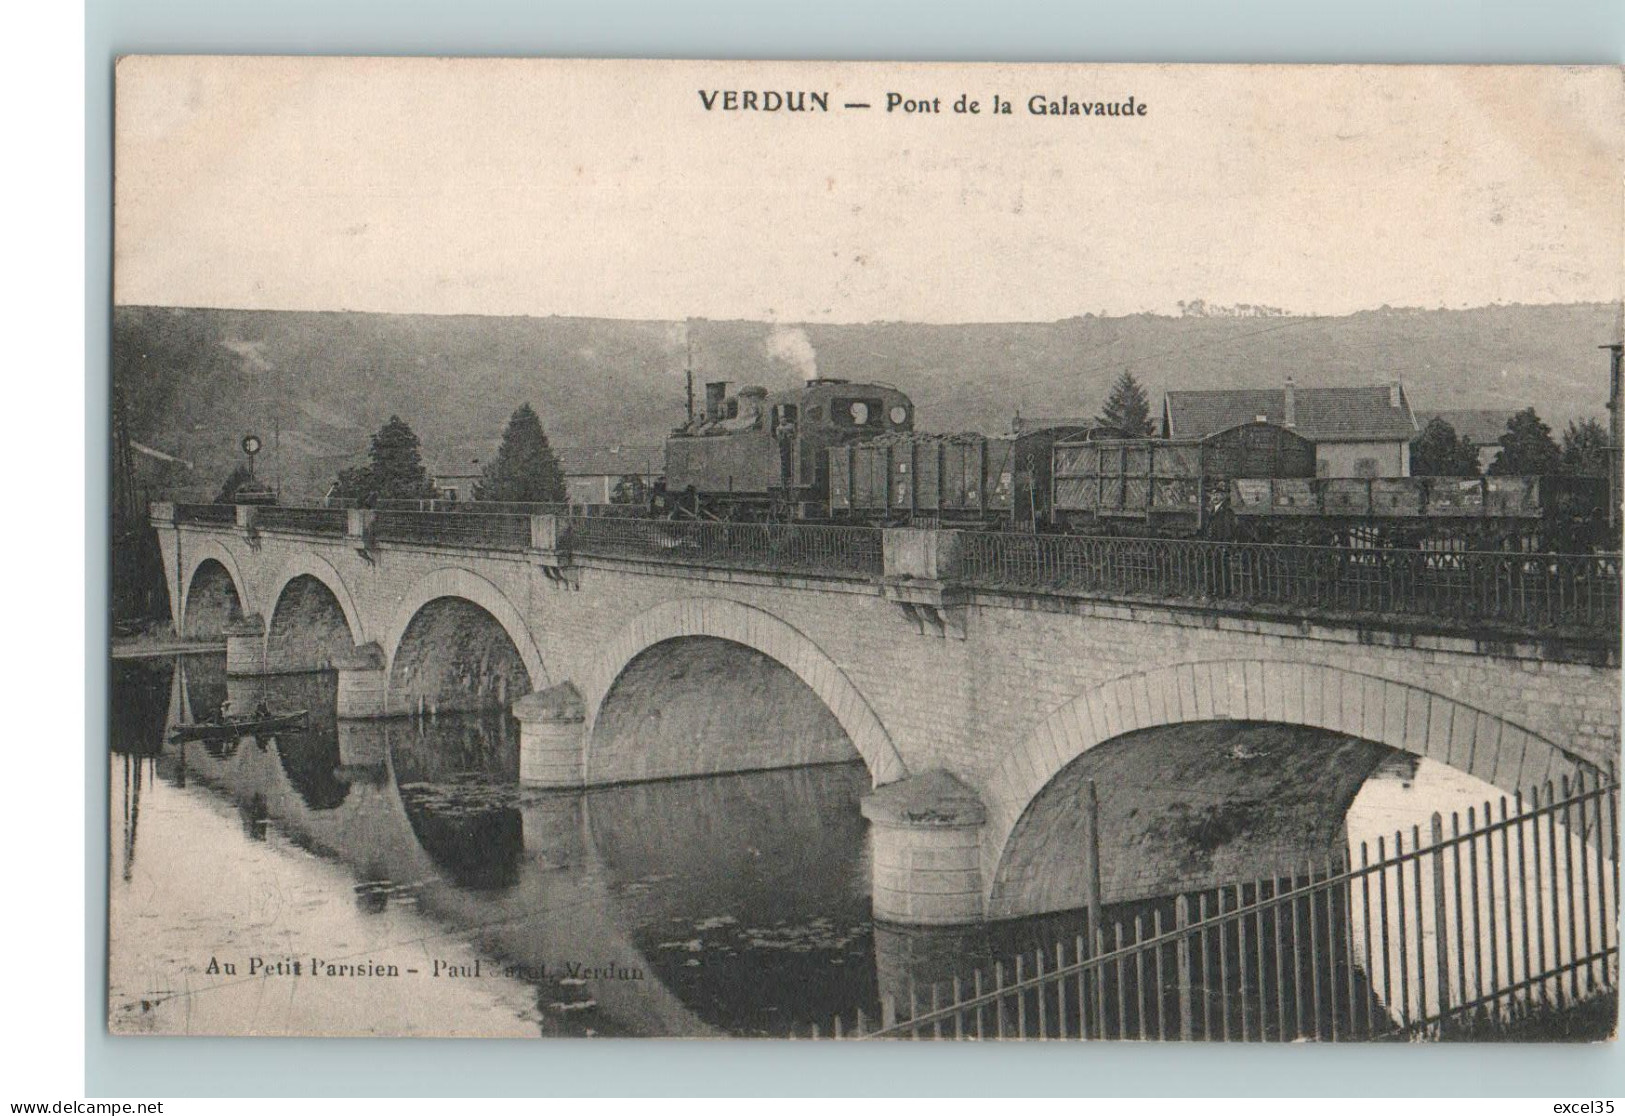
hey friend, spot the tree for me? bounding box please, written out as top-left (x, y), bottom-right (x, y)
top-left (1409, 418), bottom-right (1481, 478)
top-left (1561, 417), bottom-right (1611, 478)
top-left (474, 404), bottom-right (566, 503)
top-left (333, 415), bottom-right (438, 504)
top-left (213, 462), bottom-right (256, 503)
top-left (1487, 408), bottom-right (1562, 476)
top-left (1098, 370), bottom-right (1154, 437)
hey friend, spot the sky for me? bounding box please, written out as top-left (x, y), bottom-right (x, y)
top-left (114, 58), bottom-right (1624, 323)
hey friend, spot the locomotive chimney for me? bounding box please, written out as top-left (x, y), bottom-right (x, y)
top-left (1283, 376), bottom-right (1297, 427)
top-left (705, 381), bottom-right (730, 422)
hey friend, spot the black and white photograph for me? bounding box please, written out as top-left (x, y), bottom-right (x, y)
top-left (108, 57), bottom-right (1622, 1042)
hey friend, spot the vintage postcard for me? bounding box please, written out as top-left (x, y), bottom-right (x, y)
top-left (111, 58), bottom-right (1622, 1040)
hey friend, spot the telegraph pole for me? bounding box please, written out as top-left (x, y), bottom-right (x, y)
top-left (685, 320), bottom-right (696, 425)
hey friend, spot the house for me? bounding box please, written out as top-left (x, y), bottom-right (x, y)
top-left (556, 445), bottom-right (664, 505)
top-left (1413, 409), bottom-right (1517, 473)
top-left (427, 460), bottom-right (484, 501)
top-left (1162, 379), bottom-right (1418, 478)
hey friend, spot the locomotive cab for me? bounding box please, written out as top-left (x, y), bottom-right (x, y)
top-left (665, 377), bottom-right (914, 517)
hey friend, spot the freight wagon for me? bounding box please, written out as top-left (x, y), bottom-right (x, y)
top-left (1051, 420), bottom-right (1317, 531)
top-left (828, 422), bottom-right (1123, 525)
top-left (1230, 473), bottom-right (1609, 550)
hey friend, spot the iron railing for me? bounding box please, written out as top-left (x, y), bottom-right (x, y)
top-left (814, 772), bottom-right (1617, 1042)
top-left (171, 503), bottom-right (1622, 636)
top-left (958, 533), bottom-right (1622, 636)
top-left (254, 505), bottom-right (348, 535)
top-left (172, 503), bottom-right (238, 526)
top-left (339, 497), bottom-right (650, 518)
top-left (371, 509), bottom-right (533, 550)
top-left (566, 516), bottom-right (885, 580)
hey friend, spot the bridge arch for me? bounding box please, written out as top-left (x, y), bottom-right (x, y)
top-left (263, 554), bottom-right (365, 673)
top-left (982, 659), bottom-right (1584, 906)
top-left (180, 539), bottom-right (250, 638)
top-left (381, 567), bottom-right (549, 714)
top-left (581, 598), bottom-right (906, 786)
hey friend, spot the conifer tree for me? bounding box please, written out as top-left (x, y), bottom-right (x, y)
top-left (1097, 370), bottom-right (1154, 436)
top-left (334, 415), bottom-right (439, 503)
top-left (475, 404), bottom-right (567, 503)
top-left (214, 462), bottom-right (256, 503)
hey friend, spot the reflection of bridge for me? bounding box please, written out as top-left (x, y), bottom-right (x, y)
top-left (152, 659), bottom-right (911, 1036)
top-left (152, 503), bottom-right (1621, 926)
top-left (159, 661), bottom-right (713, 1036)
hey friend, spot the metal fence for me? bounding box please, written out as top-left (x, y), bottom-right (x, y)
top-left (815, 772), bottom-right (1617, 1041)
top-left (958, 533), bottom-right (1622, 636)
top-left (254, 505), bottom-right (348, 535)
top-left (337, 497), bottom-right (650, 518)
top-left (566, 516), bottom-right (885, 580)
top-left (371, 509), bottom-right (533, 550)
top-left (172, 503), bottom-right (238, 526)
top-left (173, 503), bottom-right (1621, 635)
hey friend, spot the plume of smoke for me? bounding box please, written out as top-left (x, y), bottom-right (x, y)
top-left (665, 319), bottom-right (690, 352)
top-left (665, 320), bottom-right (694, 379)
top-left (765, 325), bottom-right (819, 381)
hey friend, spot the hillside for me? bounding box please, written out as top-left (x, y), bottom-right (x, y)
top-left (112, 303), bottom-right (1621, 499)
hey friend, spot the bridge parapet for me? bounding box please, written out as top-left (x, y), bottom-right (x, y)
top-left (956, 531), bottom-right (1622, 648)
top-left (567, 515), bottom-right (885, 580)
top-left (161, 503), bottom-right (1623, 647)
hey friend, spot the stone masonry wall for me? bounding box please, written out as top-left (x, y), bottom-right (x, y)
top-left (157, 520), bottom-right (1622, 916)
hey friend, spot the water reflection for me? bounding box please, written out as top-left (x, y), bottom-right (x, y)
top-left (112, 654), bottom-right (1594, 1039)
top-left (111, 656), bottom-right (877, 1036)
top-left (391, 714), bottom-right (525, 892)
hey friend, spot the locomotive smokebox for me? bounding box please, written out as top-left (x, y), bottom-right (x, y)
top-left (705, 381), bottom-right (731, 421)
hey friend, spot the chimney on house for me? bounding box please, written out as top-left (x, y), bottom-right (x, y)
top-left (1284, 376), bottom-right (1297, 427)
top-left (1389, 379), bottom-right (1402, 408)
top-left (705, 381), bottom-right (730, 422)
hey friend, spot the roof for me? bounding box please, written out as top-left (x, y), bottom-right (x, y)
top-left (554, 445), bottom-right (663, 477)
top-left (1010, 416), bottom-right (1120, 436)
top-left (1164, 384), bottom-right (1417, 443)
top-left (427, 461), bottom-right (483, 480)
top-left (1414, 409), bottom-right (1516, 447)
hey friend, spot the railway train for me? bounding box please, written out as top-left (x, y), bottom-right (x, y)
top-left (658, 377), bottom-right (1612, 551)
top-left (660, 377), bottom-right (916, 520)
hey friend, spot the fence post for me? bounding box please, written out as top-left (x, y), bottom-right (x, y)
top-left (1176, 894), bottom-right (1194, 1041)
top-left (1430, 813), bottom-right (1452, 1036)
top-left (1082, 779), bottom-right (1103, 933)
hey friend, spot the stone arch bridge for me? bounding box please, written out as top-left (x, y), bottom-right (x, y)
top-left (152, 503), bottom-right (1621, 927)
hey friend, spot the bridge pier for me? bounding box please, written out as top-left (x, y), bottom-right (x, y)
top-left (222, 674), bottom-right (271, 715)
top-left (335, 721), bottom-right (389, 772)
top-left (223, 614), bottom-right (268, 676)
top-left (873, 921), bottom-right (990, 1019)
top-left (334, 643), bottom-right (390, 719)
top-left (862, 770), bottom-right (987, 926)
top-left (513, 683), bottom-right (587, 788)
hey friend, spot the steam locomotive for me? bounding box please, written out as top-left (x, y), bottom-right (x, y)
top-left (659, 377), bottom-right (915, 520)
top-left (660, 379), bottom-right (1611, 550)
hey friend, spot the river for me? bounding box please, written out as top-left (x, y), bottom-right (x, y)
top-left (108, 654), bottom-right (1595, 1038)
